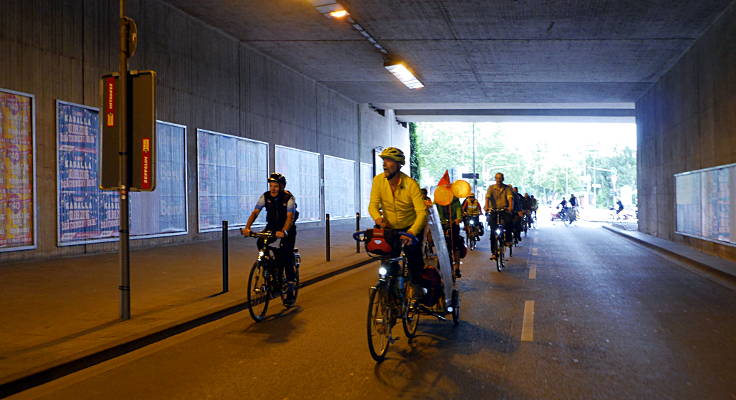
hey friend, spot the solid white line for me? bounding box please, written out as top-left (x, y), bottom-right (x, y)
top-left (529, 265), bottom-right (537, 280)
top-left (521, 300), bottom-right (535, 342)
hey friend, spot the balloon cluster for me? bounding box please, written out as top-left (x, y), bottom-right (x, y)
top-left (434, 179), bottom-right (471, 206)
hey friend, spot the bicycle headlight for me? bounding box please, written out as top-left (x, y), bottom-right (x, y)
top-left (495, 229), bottom-right (502, 235)
top-left (469, 220), bottom-right (475, 225)
top-left (378, 266), bottom-right (388, 277)
top-left (258, 251), bottom-right (265, 257)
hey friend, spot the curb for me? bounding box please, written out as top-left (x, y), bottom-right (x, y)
top-left (602, 225), bottom-right (736, 282)
top-left (0, 257), bottom-right (373, 398)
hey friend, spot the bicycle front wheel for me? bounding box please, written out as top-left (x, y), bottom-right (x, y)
top-left (247, 261), bottom-right (270, 322)
top-left (402, 285), bottom-right (420, 339)
top-left (367, 285), bottom-right (391, 362)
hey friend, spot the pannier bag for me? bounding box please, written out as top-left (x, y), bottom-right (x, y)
top-left (364, 228), bottom-right (401, 257)
top-left (420, 265), bottom-right (443, 307)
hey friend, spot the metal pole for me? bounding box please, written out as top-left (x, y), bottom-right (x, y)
top-left (472, 123), bottom-right (476, 194)
top-left (355, 212), bottom-right (360, 253)
top-left (222, 220), bottom-right (229, 293)
top-left (325, 214), bottom-right (331, 262)
top-left (118, 0), bottom-right (131, 321)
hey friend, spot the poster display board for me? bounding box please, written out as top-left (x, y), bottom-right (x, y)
top-left (324, 155), bottom-right (355, 219)
top-left (129, 121), bottom-right (187, 237)
top-left (197, 130), bottom-right (268, 232)
top-left (0, 89), bottom-right (36, 251)
top-left (57, 101), bottom-right (119, 245)
top-left (275, 145), bottom-right (320, 222)
top-left (360, 162), bottom-right (373, 218)
top-left (675, 164), bottom-right (736, 245)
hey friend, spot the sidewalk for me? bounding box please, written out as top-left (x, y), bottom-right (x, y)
top-left (603, 225), bottom-right (736, 279)
top-left (0, 219), bottom-right (373, 394)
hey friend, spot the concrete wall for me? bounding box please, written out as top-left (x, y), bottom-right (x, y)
top-left (636, 2), bottom-right (736, 260)
top-left (0, 0), bottom-right (408, 262)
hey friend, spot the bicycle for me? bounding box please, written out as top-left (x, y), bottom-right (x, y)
top-left (244, 231), bottom-right (301, 322)
top-left (353, 230), bottom-right (419, 362)
top-left (464, 216), bottom-right (481, 251)
top-left (487, 209), bottom-right (508, 272)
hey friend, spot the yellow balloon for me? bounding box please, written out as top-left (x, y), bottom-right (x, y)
top-left (434, 185), bottom-right (453, 206)
top-left (451, 180), bottom-right (472, 198)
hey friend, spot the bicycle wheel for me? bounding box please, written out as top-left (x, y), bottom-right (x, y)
top-left (367, 285), bottom-right (391, 362)
top-left (496, 238), bottom-right (504, 272)
top-left (451, 289), bottom-right (460, 327)
top-left (247, 261), bottom-right (270, 322)
top-left (279, 255), bottom-right (300, 307)
top-left (402, 284), bottom-right (420, 339)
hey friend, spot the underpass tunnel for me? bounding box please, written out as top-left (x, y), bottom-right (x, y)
top-left (1, 1), bottom-right (736, 398)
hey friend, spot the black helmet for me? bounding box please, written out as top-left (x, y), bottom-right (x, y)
top-left (267, 172), bottom-right (286, 186)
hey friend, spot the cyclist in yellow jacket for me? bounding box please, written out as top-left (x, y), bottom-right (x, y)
top-left (368, 147), bottom-right (427, 287)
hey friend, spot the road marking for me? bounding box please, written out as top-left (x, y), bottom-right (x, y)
top-left (531, 247), bottom-right (539, 256)
top-left (521, 300), bottom-right (535, 342)
top-left (528, 265), bottom-right (537, 279)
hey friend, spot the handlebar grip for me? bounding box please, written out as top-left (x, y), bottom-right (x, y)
top-left (352, 231), bottom-right (366, 242)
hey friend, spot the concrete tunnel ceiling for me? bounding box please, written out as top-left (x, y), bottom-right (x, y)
top-left (162, 0), bottom-right (733, 117)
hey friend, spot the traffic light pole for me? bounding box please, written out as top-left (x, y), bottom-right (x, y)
top-left (118, 0), bottom-right (131, 321)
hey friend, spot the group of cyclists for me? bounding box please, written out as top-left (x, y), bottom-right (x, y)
top-left (238, 146), bottom-right (542, 313)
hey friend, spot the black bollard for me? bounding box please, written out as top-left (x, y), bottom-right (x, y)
top-left (326, 213), bottom-right (331, 262)
top-left (222, 220), bottom-right (229, 293)
top-left (355, 212), bottom-right (361, 253)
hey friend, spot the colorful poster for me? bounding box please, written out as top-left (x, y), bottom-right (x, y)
top-left (0, 90), bottom-right (35, 250)
top-left (57, 101), bottom-right (119, 245)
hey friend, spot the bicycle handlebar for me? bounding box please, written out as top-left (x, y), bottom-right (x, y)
top-left (353, 230), bottom-right (419, 246)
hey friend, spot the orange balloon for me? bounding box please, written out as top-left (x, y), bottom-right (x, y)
top-left (452, 180), bottom-right (472, 198)
top-left (434, 185), bottom-right (453, 206)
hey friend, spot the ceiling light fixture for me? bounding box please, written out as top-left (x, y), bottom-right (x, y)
top-left (384, 61), bottom-right (424, 89)
top-left (328, 9), bottom-right (349, 18)
top-left (310, 1), bottom-right (348, 18)
top-left (309, 0), bottom-right (424, 90)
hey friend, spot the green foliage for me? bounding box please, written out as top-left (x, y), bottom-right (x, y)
top-left (414, 122), bottom-right (637, 207)
top-left (409, 123), bottom-right (421, 182)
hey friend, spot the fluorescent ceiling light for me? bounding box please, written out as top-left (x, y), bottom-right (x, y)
top-left (328, 9), bottom-right (349, 18)
top-left (385, 62), bottom-right (424, 89)
top-left (310, 1), bottom-right (348, 18)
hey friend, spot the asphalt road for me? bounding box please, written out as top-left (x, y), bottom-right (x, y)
top-left (12, 223), bottom-right (736, 400)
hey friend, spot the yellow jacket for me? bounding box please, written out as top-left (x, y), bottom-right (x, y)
top-left (368, 172), bottom-right (427, 236)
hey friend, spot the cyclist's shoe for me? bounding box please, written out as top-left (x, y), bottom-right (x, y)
top-left (284, 282), bottom-right (296, 307)
top-left (490, 254), bottom-right (497, 261)
top-left (455, 268), bottom-right (462, 278)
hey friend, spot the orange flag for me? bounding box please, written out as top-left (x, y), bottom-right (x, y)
top-left (438, 170), bottom-right (451, 188)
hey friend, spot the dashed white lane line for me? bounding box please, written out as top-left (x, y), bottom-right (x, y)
top-left (521, 300), bottom-right (535, 342)
top-left (529, 264), bottom-right (537, 280)
top-left (531, 247), bottom-right (539, 256)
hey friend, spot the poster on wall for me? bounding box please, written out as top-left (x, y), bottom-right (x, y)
top-left (57, 101), bottom-right (119, 245)
top-left (0, 89), bottom-right (35, 251)
top-left (129, 121), bottom-right (188, 237)
top-left (675, 164), bottom-right (735, 246)
top-left (275, 145), bottom-right (321, 222)
top-left (197, 129), bottom-right (268, 232)
top-left (324, 155), bottom-right (356, 219)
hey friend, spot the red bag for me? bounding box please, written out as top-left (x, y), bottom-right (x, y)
top-left (365, 228), bottom-right (400, 256)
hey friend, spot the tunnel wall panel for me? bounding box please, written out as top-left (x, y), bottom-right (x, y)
top-left (636, 1), bottom-right (736, 261)
top-left (0, 0), bottom-right (406, 263)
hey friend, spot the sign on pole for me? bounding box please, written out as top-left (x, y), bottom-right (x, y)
top-left (99, 70), bottom-right (156, 192)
